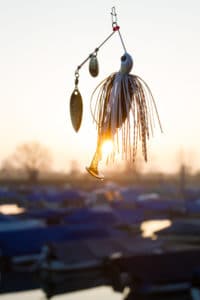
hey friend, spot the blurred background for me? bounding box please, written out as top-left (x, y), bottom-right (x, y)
top-left (0, 0), bottom-right (200, 299)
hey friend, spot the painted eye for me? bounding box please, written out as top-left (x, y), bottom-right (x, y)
top-left (121, 55), bottom-right (126, 62)
top-left (120, 53), bottom-right (133, 74)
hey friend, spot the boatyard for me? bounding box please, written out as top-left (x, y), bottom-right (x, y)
top-left (0, 176), bottom-right (200, 299)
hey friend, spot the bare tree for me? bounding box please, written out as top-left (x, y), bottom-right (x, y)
top-left (9, 142), bottom-right (53, 181)
top-left (0, 158), bottom-right (18, 177)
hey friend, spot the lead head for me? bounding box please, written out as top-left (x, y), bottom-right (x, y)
top-left (120, 53), bottom-right (133, 74)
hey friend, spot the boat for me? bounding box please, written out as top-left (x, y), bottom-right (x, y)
top-left (37, 233), bottom-right (200, 299)
top-left (154, 219), bottom-right (200, 244)
top-left (38, 236), bottom-right (162, 296)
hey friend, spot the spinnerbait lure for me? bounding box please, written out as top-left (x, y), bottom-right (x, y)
top-left (69, 7), bottom-right (162, 179)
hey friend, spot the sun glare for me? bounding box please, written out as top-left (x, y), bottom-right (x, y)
top-left (141, 219), bottom-right (171, 238)
top-left (101, 140), bottom-right (113, 158)
top-left (0, 204), bottom-right (25, 215)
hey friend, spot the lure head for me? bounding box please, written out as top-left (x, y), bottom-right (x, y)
top-left (120, 53), bottom-right (133, 74)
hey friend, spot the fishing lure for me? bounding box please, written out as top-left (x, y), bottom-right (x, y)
top-left (69, 7), bottom-right (162, 179)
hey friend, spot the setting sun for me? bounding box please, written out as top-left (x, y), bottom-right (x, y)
top-left (101, 140), bottom-right (113, 158)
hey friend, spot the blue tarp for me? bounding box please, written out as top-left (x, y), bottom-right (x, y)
top-left (185, 201), bottom-right (200, 214)
top-left (185, 188), bottom-right (200, 201)
top-left (120, 187), bottom-right (143, 202)
top-left (64, 208), bottom-right (120, 226)
top-left (114, 208), bottom-right (144, 224)
top-left (0, 224), bottom-right (113, 257)
top-left (156, 220), bottom-right (200, 236)
top-left (26, 188), bottom-right (84, 203)
top-left (0, 214), bottom-right (17, 222)
top-left (64, 207), bottom-right (146, 226)
top-left (18, 208), bottom-right (69, 220)
top-left (0, 190), bottom-right (18, 199)
top-left (135, 199), bottom-right (181, 211)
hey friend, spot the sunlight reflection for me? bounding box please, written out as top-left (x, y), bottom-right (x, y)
top-left (0, 204), bottom-right (25, 215)
top-left (141, 219), bottom-right (171, 238)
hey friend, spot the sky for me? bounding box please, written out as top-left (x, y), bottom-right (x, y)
top-left (0, 0), bottom-right (200, 173)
